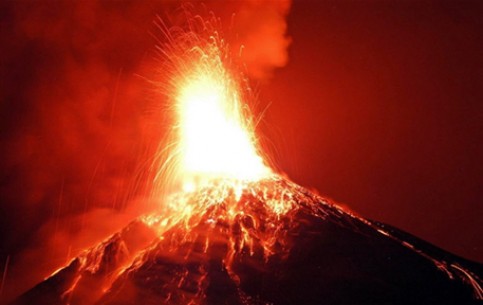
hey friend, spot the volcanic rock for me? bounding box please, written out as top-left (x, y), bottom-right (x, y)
top-left (11, 178), bottom-right (482, 305)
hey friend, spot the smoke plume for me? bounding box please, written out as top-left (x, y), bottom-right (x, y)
top-left (232, 0), bottom-right (292, 79)
top-left (0, 1), bottom-right (292, 303)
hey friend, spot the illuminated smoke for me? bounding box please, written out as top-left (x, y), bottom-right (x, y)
top-left (0, 1), bottom-right (293, 303)
top-left (231, 0), bottom-right (292, 80)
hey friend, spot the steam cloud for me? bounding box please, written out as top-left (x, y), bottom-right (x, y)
top-left (0, 0), bottom-right (291, 302)
top-left (233, 0), bottom-right (292, 79)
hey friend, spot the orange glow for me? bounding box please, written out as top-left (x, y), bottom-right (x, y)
top-left (160, 20), bottom-right (271, 192)
top-left (146, 18), bottom-right (297, 259)
top-left (176, 72), bottom-right (268, 186)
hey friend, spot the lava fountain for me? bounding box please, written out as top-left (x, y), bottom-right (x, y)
top-left (171, 34), bottom-right (270, 186)
top-left (154, 16), bottom-right (270, 189)
top-left (11, 13), bottom-right (483, 305)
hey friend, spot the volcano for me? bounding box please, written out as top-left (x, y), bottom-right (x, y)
top-left (9, 10), bottom-right (482, 305)
top-left (11, 177), bottom-right (482, 305)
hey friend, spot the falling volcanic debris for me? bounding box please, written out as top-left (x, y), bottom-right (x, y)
top-left (10, 8), bottom-right (483, 305)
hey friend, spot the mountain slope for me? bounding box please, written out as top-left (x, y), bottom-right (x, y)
top-left (12, 177), bottom-right (482, 305)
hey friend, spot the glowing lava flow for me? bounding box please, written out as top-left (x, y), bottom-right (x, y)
top-left (148, 19), bottom-right (295, 259)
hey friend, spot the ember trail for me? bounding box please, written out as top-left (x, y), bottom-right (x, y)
top-left (146, 16), bottom-right (297, 268)
top-left (156, 17), bottom-right (271, 193)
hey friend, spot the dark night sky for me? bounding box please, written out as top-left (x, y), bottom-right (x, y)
top-left (0, 0), bottom-right (482, 302)
top-left (260, 0), bottom-right (482, 262)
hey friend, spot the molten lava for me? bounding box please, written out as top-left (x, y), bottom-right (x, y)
top-left (149, 18), bottom-right (294, 263)
top-left (174, 56), bottom-right (269, 185)
top-left (159, 20), bottom-right (270, 195)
